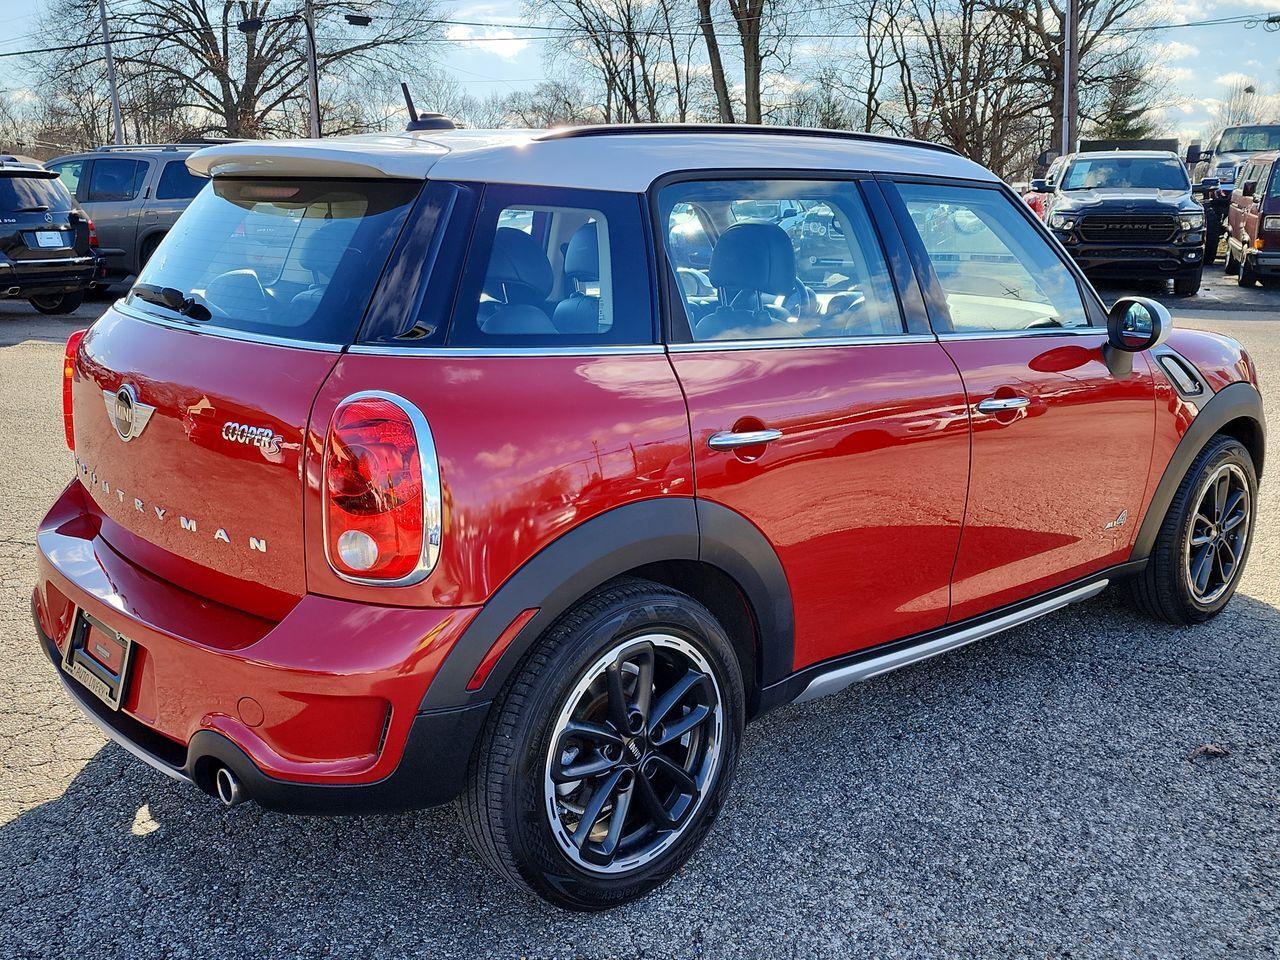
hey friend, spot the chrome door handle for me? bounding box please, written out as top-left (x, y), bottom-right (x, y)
top-left (976, 396), bottom-right (1030, 415)
top-left (708, 428), bottom-right (783, 450)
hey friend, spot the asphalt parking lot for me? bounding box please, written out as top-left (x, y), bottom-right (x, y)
top-left (0, 281), bottom-right (1277, 959)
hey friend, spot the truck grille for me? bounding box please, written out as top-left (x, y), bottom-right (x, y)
top-left (1079, 214), bottom-right (1178, 243)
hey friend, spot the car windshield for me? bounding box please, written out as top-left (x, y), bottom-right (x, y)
top-left (0, 173), bottom-right (73, 212)
top-left (1061, 156), bottom-right (1189, 191)
top-left (129, 177), bottom-right (420, 344)
top-left (1219, 127), bottom-right (1280, 153)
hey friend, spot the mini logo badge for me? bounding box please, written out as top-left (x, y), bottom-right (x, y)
top-left (102, 385), bottom-right (156, 442)
top-left (1104, 509), bottom-right (1129, 531)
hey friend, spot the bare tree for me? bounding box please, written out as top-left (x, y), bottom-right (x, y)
top-left (724, 0), bottom-right (805, 123)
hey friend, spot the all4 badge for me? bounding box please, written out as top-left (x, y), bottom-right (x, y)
top-left (1104, 509), bottom-right (1129, 531)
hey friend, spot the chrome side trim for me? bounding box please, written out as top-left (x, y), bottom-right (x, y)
top-left (321, 390), bottom-right (443, 587)
top-left (0, 255), bottom-right (96, 267)
top-left (936, 327), bottom-right (1104, 342)
top-left (667, 333), bottom-right (937, 352)
top-left (793, 580), bottom-right (1109, 704)
top-left (347, 343), bottom-right (666, 357)
top-left (113, 301), bottom-right (345, 353)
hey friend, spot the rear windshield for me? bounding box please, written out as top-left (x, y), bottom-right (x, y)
top-left (1061, 156), bottom-right (1189, 191)
top-left (0, 173), bottom-right (73, 212)
top-left (129, 177), bottom-right (421, 344)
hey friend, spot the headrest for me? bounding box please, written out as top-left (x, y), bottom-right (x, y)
top-left (563, 221), bottom-right (600, 283)
top-left (709, 222), bottom-right (795, 295)
top-left (297, 220), bottom-right (351, 275)
top-left (484, 227), bottom-right (553, 304)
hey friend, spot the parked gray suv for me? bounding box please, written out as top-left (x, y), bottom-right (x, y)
top-left (46, 143), bottom-right (218, 285)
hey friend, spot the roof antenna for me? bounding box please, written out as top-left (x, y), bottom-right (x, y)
top-left (401, 81), bottom-right (459, 132)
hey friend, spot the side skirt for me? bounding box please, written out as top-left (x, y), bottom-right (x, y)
top-left (760, 562), bottom-right (1145, 711)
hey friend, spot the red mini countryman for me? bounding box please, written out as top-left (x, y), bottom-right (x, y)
top-left (34, 124), bottom-right (1264, 910)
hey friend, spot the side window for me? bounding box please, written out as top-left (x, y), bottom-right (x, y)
top-left (49, 160), bottom-right (82, 197)
top-left (86, 158), bottom-right (146, 202)
top-left (155, 160), bottom-right (205, 200)
top-left (448, 186), bottom-right (652, 348)
top-left (658, 179), bottom-right (905, 342)
top-left (1268, 164), bottom-right (1280, 199)
top-left (1239, 163), bottom-right (1257, 192)
top-left (894, 183), bottom-right (1089, 333)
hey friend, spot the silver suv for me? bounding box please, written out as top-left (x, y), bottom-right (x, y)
top-left (46, 143), bottom-right (222, 285)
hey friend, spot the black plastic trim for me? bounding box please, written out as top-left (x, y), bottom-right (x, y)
top-left (1131, 380), bottom-right (1266, 560)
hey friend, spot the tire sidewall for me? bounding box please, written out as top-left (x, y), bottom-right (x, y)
top-left (503, 589), bottom-right (745, 910)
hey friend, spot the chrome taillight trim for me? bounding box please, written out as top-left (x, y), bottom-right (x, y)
top-left (321, 390), bottom-right (442, 588)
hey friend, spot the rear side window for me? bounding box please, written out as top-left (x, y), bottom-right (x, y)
top-left (156, 160), bottom-right (205, 200)
top-left (894, 183), bottom-right (1089, 333)
top-left (129, 178), bottom-right (421, 344)
top-left (0, 173), bottom-right (74, 212)
top-left (658, 178), bottom-right (904, 342)
top-left (49, 160), bottom-right (83, 197)
top-left (447, 185), bottom-right (652, 348)
top-left (86, 158), bottom-right (147, 202)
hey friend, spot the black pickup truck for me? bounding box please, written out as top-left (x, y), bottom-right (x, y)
top-left (1032, 150), bottom-right (1217, 295)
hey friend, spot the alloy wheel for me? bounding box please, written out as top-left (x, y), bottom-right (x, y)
top-left (543, 633), bottom-right (724, 875)
top-left (1184, 462), bottom-right (1251, 605)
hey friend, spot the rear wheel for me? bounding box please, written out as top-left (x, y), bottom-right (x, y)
top-left (1238, 255), bottom-right (1258, 287)
top-left (1224, 246), bottom-right (1240, 274)
top-left (1129, 435), bottom-right (1256, 624)
top-left (28, 291), bottom-right (84, 315)
top-left (1204, 219), bottom-right (1221, 265)
top-left (460, 578), bottom-right (744, 910)
top-left (1174, 268), bottom-right (1202, 296)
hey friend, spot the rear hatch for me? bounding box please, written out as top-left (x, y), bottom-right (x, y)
top-left (0, 167), bottom-right (89, 268)
top-left (69, 174), bottom-right (422, 618)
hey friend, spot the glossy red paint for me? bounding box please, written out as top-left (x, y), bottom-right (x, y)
top-left (669, 341), bottom-right (971, 669)
top-left (941, 333), bottom-right (1157, 622)
top-left (72, 307), bottom-right (340, 620)
top-left (35, 480), bottom-right (478, 783)
top-left (304, 351), bottom-right (694, 608)
top-left (1165, 327), bottom-right (1255, 392)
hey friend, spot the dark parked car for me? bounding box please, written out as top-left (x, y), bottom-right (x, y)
top-left (1189, 125), bottom-right (1280, 263)
top-left (46, 143), bottom-right (213, 286)
top-left (1224, 150), bottom-right (1280, 287)
top-left (36, 126), bottom-right (1265, 911)
top-left (0, 156), bottom-right (97, 313)
top-left (1033, 150), bottom-right (1216, 295)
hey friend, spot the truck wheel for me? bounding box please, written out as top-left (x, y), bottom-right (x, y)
top-left (460, 577), bottom-right (745, 911)
top-left (1129, 435), bottom-right (1256, 625)
top-left (1238, 256), bottom-right (1258, 288)
top-left (1174, 269), bottom-right (1202, 296)
top-left (28, 291), bottom-right (84, 315)
top-left (1224, 248), bottom-right (1239, 274)
top-left (1203, 221), bottom-right (1220, 265)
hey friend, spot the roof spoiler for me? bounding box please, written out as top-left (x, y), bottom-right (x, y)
top-left (401, 82), bottom-right (459, 132)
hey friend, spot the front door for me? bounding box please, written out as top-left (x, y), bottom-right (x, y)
top-left (657, 176), bottom-right (972, 671)
top-left (82, 157), bottom-right (148, 276)
top-left (887, 180), bottom-right (1157, 623)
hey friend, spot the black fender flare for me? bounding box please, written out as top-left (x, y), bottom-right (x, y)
top-left (420, 498), bottom-right (794, 710)
top-left (1131, 380), bottom-right (1265, 561)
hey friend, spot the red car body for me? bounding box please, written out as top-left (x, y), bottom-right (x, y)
top-left (32, 127), bottom-right (1266, 816)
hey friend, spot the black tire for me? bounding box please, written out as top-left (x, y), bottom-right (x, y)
top-left (1224, 246), bottom-right (1240, 274)
top-left (138, 234), bottom-right (163, 270)
top-left (1203, 220), bottom-right (1221, 266)
top-left (1238, 256), bottom-right (1258, 288)
top-left (1129, 435), bottom-right (1256, 625)
top-left (1173, 268), bottom-right (1202, 296)
top-left (460, 577), bottom-right (745, 911)
top-left (28, 291), bottom-right (84, 315)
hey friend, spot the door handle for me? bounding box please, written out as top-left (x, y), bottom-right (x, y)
top-left (976, 396), bottom-right (1030, 415)
top-left (708, 428), bottom-right (783, 450)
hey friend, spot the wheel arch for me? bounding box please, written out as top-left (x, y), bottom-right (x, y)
top-left (419, 498), bottom-right (794, 717)
top-left (1133, 380), bottom-right (1265, 561)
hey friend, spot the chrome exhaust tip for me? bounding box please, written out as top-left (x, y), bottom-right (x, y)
top-left (214, 766), bottom-right (246, 807)
top-left (4, 287), bottom-right (19, 297)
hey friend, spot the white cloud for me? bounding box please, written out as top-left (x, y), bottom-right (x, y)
top-left (1160, 41), bottom-right (1199, 61)
top-left (1215, 71), bottom-right (1257, 88)
top-left (445, 24), bottom-right (531, 61)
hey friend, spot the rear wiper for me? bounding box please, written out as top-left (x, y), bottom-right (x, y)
top-left (132, 282), bottom-right (212, 322)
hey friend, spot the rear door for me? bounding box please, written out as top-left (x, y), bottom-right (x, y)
top-left (886, 180), bottom-right (1156, 622)
top-left (139, 158), bottom-right (205, 254)
top-left (658, 176), bottom-right (971, 670)
top-left (81, 156), bottom-right (148, 275)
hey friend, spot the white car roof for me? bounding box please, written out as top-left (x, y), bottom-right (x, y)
top-left (186, 126), bottom-right (998, 191)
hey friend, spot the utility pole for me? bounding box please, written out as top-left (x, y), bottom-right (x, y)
top-left (96, 0), bottom-right (124, 145)
top-left (303, 0), bottom-right (321, 137)
top-left (1061, 0), bottom-right (1080, 156)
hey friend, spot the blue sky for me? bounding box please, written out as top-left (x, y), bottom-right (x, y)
top-left (2, 0), bottom-right (1278, 142)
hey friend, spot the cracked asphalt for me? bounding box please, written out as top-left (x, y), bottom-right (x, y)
top-left (0, 288), bottom-right (1277, 959)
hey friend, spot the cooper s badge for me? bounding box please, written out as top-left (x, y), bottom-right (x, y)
top-left (222, 421), bottom-right (282, 455)
top-left (102, 385), bottom-right (156, 442)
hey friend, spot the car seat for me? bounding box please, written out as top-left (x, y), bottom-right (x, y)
top-left (479, 227), bottom-right (558, 335)
top-left (553, 222), bottom-right (603, 334)
top-left (694, 222), bottom-right (798, 340)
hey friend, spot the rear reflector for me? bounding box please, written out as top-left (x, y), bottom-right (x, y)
top-left (323, 392), bottom-right (441, 585)
top-left (62, 329), bottom-right (87, 451)
top-left (468, 608), bottom-right (539, 691)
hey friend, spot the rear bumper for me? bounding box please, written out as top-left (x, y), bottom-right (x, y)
top-left (33, 479), bottom-right (488, 813)
top-left (1242, 248), bottom-right (1280, 277)
top-left (0, 256), bottom-right (96, 297)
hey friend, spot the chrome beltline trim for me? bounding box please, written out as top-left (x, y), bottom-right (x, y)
top-left (936, 327), bottom-right (1105, 341)
top-left (668, 334), bottom-right (937, 352)
top-left (794, 579), bottom-right (1109, 704)
top-left (347, 343), bottom-right (667, 357)
top-left (113, 301), bottom-right (346, 353)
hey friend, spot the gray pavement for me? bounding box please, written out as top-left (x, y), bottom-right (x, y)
top-left (0, 294), bottom-right (1277, 959)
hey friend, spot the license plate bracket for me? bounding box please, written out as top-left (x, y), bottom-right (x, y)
top-left (63, 611), bottom-right (135, 711)
top-left (34, 230), bottom-right (67, 248)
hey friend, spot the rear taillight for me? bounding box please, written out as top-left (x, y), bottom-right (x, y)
top-left (62, 329), bottom-right (87, 451)
top-left (87, 219), bottom-right (99, 247)
top-left (323, 392), bottom-right (441, 584)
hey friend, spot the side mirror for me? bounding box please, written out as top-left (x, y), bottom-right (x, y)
top-left (1030, 178), bottom-right (1053, 193)
top-left (1105, 297), bottom-right (1171, 375)
top-left (1242, 181), bottom-right (1257, 198)
top-left (1185, 145), bottom-right (1202, 165)
top-left (1194, 177), bottom-right (1220, 194)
